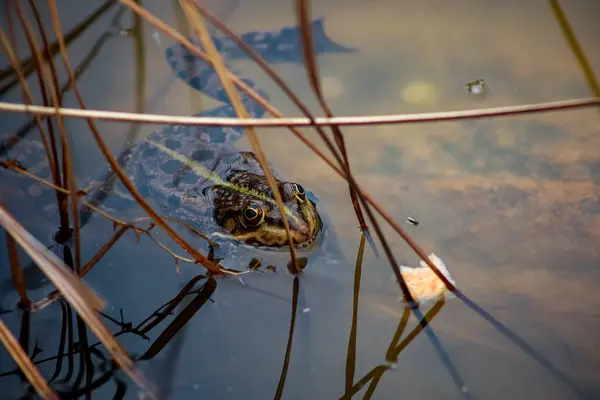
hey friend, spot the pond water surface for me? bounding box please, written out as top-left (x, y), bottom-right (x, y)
top-left (1, 0), bottom-right (599, 399)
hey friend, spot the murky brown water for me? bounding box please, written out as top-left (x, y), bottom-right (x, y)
top-left (1, 0), bottom-right (599, 399)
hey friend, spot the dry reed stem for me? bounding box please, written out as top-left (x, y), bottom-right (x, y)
top-left (7, 93), bottom-right (595, 294)
top-left (0, 161), bottom-right (131, 226)
top-left (46, 0), bottom-right (221, 276)
top-left (1, 160), bottom-right (217, 257)
top-left (14, 2), bottom-right (82, 274)
top-left (25, 0), bottom-right (69, 224)
top-left (0, 27), bottom-right (61, 206)
top-left (6, 230), bottom-right (31, 307)
top-left (1, 97), bottom-right (597, 127)
top-left (187, 3), bottom-right (347, 169)
top-left (179, 0), bottom-right (300, 271)
top-left (2, 99), bottom-right (594, 295)
top-left (550, 0), bottom-right (600, 99)
top-left (0, 319), bottom-right (58, 399)
top-left (32, 225), bottom-right (132, 311)
top-left (295, 0), bottom-right (415, 303)
top-left (295, 0), bottom-right (373, 252)
top-left (0, 204), bottom-right (103, 315)
top-left (32, 214), bottom-right (225, 311)
top-left (0, 0), bottom-right (115, 90)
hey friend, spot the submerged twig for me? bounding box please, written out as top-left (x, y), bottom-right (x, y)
top-left (5, 4), bottom-right (129, 152)
top-left (31, 215), bottom-right (221, 312)
top-left (138, 277), bottom-right (216, 361)
top-left (0, 161), bottom-right (129, 227)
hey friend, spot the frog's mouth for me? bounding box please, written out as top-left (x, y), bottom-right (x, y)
top-left (238, 213), bottom-right (322, 250)
top-left (214, 212), bottom-right (323, 251)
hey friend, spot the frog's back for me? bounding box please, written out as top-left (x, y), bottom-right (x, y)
top-left (123, 119), bottom-right (282, 218)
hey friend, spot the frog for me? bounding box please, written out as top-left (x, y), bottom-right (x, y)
top-left (0, 17), bottom-right (356, 275)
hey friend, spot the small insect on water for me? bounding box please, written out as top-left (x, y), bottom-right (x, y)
top-left (406, 217), bottom-right (419, 226)
top-left (464, 79), bottom-right (488, 95)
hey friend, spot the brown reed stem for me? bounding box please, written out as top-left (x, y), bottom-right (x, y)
top-left (14, 3), bottom-right (82, 272)
top-left (6, 231), bottom-right (31, 308)
top-left (295, 0), bottom-right (373, 250)
top-left (2, 97), bottom-right (597, 127)
top-left (0, 0), bottom-right (116, 90)
top-left (26, 0), bottom-right (67, 200)
top-left (0, 22), bottom-right (62, 206)
top-left (549, 0), bottom-right (600, 99)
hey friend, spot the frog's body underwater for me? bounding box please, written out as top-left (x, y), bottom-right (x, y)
top-left (1, 18), bottom-right (356, 274)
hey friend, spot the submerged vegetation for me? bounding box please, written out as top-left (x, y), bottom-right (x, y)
top-left (0, 0), bottom-right (598, 399)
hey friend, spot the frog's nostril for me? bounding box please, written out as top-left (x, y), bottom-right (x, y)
top-left (281, 182), bottom-right (294, 201)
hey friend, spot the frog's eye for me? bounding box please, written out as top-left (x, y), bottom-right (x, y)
top-left (240, 202), bottom-right (265, 228)
top-left (291, 183), bottom-right (306, 201)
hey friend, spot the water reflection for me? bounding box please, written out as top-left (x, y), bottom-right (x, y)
top-left (0, 237), bottom-right (457, 399)
top-left (1, 0), bottom-right (600, 399)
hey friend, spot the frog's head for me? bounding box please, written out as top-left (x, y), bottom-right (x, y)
top-left (209, 171), bottom-right (322, 249)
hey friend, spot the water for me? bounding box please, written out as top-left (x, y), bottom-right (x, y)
top-left (1, 0), bottom-right (600, 399)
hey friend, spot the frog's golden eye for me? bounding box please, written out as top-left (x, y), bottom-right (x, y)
top-left (240, 202), bottom-right (265, 227)
top-left (291, 183), bottom-right (306, 201)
